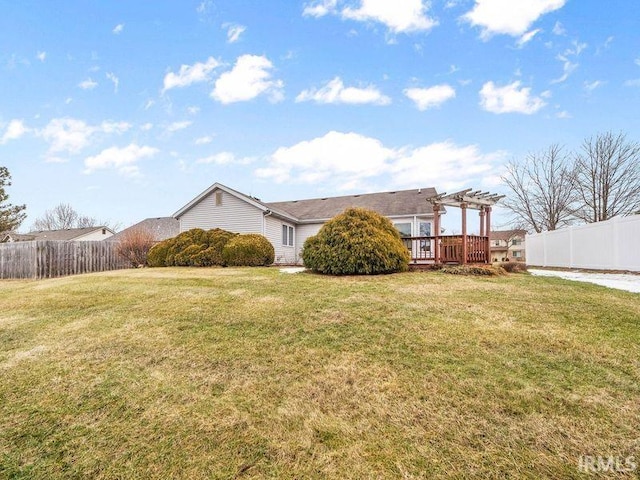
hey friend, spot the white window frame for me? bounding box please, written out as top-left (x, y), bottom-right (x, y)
top-left (282, 225), bottom-right (294, 247)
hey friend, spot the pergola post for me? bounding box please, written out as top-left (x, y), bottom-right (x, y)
top-left (433, 203), bottom-right (441, 264)
top-left (485, 206), bottom-right (492, 263)
top-left (460, 202), bottom-right (467, 264)
top-left (425, 189), bottom-right (503, 266)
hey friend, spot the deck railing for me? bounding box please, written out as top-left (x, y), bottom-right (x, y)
top-left (402, 235), bottom-right (489, 264)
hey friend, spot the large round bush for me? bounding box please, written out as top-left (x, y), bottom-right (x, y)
top-left (222, 234), bottom-right (275, 266)
top-left (301, 207), bottom-right (410, 275)
top-left (148, 228), bottom-right (237, 267)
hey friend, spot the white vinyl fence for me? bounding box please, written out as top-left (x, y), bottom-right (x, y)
top-left (526, 215), bottom-right (640, 272)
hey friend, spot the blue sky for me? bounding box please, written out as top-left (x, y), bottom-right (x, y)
top-left (1, 0), bottom-right (639, 232)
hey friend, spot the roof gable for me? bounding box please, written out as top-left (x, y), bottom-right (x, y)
top-left (173, 183), bottom-right (273, 219)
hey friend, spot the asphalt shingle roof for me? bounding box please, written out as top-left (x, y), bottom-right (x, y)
top-left (25, 227), bottom-right (110, 241)
top-left (109, 217), bottom-right (179, 242)
top-left (265, 187), bottom-right (439, 222)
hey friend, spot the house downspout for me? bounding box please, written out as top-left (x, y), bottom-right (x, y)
top-left (262, 210), bottom-right (272, 235)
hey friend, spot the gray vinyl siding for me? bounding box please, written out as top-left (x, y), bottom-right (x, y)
top-left (265, 216), bottom-right (299, 265)
top-left (178, 189), bottom-right (264, 234)
top-left (295, 223), bottom-right (323, 262)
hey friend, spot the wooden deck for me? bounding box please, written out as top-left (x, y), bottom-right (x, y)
top-left (402, 235), bottom-right (490, 264)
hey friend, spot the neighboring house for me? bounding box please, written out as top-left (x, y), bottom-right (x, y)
top-left (490, 229), bottom-right (527, 262)
top-left (174, 183), bottom-right (440, 265)
top-left (1, 226), bottom-right (115, 243)
top-left (108, 217), bottom-right (179, 243)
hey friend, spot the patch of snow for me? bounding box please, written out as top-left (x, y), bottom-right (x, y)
top-left (529, 269), bottom-right (640, 293)
top-left (279, 267), bottom-right (306, 274)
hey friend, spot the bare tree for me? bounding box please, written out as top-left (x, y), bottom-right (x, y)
top-left (0, 166), bottom-right (27, 232)
top-left (501, 144), bottom-right (575, 233)
top-left (573, 131), bottom-right (640, 222)
top-left (115, 227), bottom-right (156, 267)
top-left (31, 203), bottom-right (120, 231)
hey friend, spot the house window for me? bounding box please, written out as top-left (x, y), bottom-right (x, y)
top-left (419, 221), bottom-right (431, 237)
top-left (512, 238), bottom-right (522, 246)
top-left (215, 192), bottom-right (223, 206)
top-left (395, 222), bottom-right (412, 238)
top-left (512, 250), bottom-right (522, 258)
top-left (102, 228), bottom-right (106, 235)
top-left (493, 240), bottom-right (501, 246)
top-left (282, 225), bottom-right (294, 247)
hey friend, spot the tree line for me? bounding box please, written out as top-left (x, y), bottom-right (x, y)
top-left (501, 131), bottom-right (640, 233)
top-left (1, 167), bottom-right (117, 233)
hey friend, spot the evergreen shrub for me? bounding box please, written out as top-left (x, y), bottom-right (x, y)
top-left (222, 234), bottom-right (275, 266)
top-left (301, 207), bottom-right (410, 275)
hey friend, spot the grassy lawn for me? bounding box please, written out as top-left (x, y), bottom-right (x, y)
top-left (0, 268), bottom-right (639, 479)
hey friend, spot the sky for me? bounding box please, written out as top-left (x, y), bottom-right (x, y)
top-left (1, 0), bottom-right (639, 233)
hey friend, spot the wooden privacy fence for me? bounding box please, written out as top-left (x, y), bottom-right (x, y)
top-left (0, 241), bottom-right (129, 280)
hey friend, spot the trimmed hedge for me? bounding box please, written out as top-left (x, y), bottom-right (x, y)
top-left (302, 207), bottom-right (410, 275)
top-left (147, 228), bottom-right (237, 267)
top-left (222, 234), bottom-right (275, 266)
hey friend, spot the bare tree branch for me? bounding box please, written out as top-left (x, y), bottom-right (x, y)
top-left (573, 131), bottom-right (640, 222)
top-left (501, 144), bottom-right (575, 233)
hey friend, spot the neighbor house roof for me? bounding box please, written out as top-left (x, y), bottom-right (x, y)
top-left (490, 229), bottom-right (527, 242)
top-left (25, 226), bottom-right (113, 241)
top-left (0, 232), bottom-right (36, 242)
top-left (109, 217), bottom-right (179, 242)
top-left (265, 187), bottom-right (440, 222)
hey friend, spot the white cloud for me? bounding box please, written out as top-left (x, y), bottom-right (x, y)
top-left (2, 119), bottom-right (29, 148)
top-left (303, 0), bottom-right (338, 17)
top-left (584, 80), bottom-right (604, 92)
top-left (166, 121), bottom-right (192, 132)
top-left (106, 72), bottom-right (119, 93)
top-left (226, 24), bottom-right (246, 43)
top-left (552, 21), bottom-right (565, 35)
top-left (390, 141), bottom-right (500, 190)
top-left (255, 131), bottom-right (394, 184)
top-left (78, 78), bottom-right (98, 90)
top-left (255, 130), bottom-right (503, 192)
top-left (141, 123), bottom-right (154, 131)
top-left (624, 79), bottom-right (640, 88)
top-left (551, 40), bottom-right (586, 84)
top-left (195, 135), bottom-right (215, 145)
top-left (112, 23), bottom-right (124, 34)
top-left (516, 28), bottom-right (541, 48)
top-left (211, 54), bottom-right (284, 104)
top-left (463, 0), bottom-right (566, 39)
top-left (342, 0), bottom-right (437, 33)
top-left (196, 152), bottom-right (254, 165)
top-left (36, 51), bottom-right (46, 62)
top-left (404, 84), bottom-right (456, 110)
top-left (1, 120), bottom-right (28, 144)
top-left (84, 144), bottom-right (158, 177)
top-left (187, 106), bottom-right (200, 115)
top-left (39, 118), bottom-right (131, 155)
top-left (296, 77), bottom-right (391, 105)
top-left (556, 110), bottom-right (571, 119)
top-left (304, 0), bottom-right (436, 34)
top-left (162, 57), bottom-right (220, 92)
top-left (479, 81), bottom-right (546, 114)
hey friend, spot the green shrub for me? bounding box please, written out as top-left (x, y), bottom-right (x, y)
top-left (147, 228), bottom-right (236, 267)
top-left (301, 207), bottom-right (410, 275)
top-left (441, 264), bottom-right (506, 276)
top-left (222, 234), bottom-right (275, 266)
top-left (147, 241), bottom-right (171, 267)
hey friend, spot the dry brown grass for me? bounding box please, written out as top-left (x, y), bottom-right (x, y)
top-left (0, 268), bottom-right (639, 478)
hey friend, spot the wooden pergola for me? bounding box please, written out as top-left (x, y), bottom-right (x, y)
top-left (425, 189), bottom-right (504, 265)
